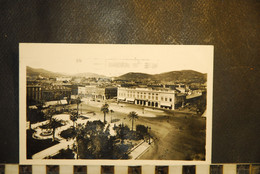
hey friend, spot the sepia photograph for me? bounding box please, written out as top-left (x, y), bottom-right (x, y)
top-left (19, 44), bottom-right (213, 165)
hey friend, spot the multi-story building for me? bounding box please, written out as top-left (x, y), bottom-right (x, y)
top-left (64, 85), bottom-right (85, 96)
top-left (117, 87), bottom-right (176, 110)
top-left (27, 85), bottom-right (42, 105)
top-left (56, 77), bottom-right (72, 81)
top-left (27, 85), bottom-right (72, 105)
top-left (105, 87), bottom-right (118, 99)
top-left (88, 87), bottom-right (106, 101)
top-left (85, 86), bottom-right (117, 101)
top-left (41, 85), bottom-right (72, 101)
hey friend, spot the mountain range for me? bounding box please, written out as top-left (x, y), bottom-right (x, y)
top-left (27, 66), bottom-right (206, 83)
top-left (116, 70), bottom-right (207, 83)
top-left (26, 66), bottom-right (106, 78)
top-left (26, 66), bottom-right (63, 77)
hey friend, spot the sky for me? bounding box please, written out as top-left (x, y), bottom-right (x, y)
top-left (20, 44), bottom-right (213, 77)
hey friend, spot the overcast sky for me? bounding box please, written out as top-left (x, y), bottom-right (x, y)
top-left (20, 44), bottom-right (213, 77)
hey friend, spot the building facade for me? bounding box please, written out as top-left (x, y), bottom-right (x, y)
top-left (117, 87), bottom-right (176, 110)
top-left (27, 85), bottom-right (42, 105)
top-left (85, 86), bottom-right (105, 101)
top-left (85, 86), bottom-right (117, 101)
top-left (27, 85), bottom-right (72, 105)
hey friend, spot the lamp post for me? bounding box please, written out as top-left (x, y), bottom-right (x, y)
top-left (147, 126), bottom-right (151, 145)
top-left (142, 102), bottom-right (144, 114)
top-left (81, 104), bottom-right (82, 114)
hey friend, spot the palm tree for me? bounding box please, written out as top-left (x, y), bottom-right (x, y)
top-left (128, 111), bottom-right (139, 131)
top-left (110, 109), bottom-right (114, 123)
top-left (70, 110), bottom-right (78, 130)
top-left (44, 107), bottom-right (56, 132)
top-left (49, 118), bottom-right (62, 141)
top-left (101, 103), bottom-right (109, 123)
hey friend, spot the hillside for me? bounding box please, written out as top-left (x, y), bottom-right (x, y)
top-left (73, 72), bottom-right (107, 78)
top-left (27, 66), bottom-right (108, 79)
top-left (117, 70), bottom-right (206, 84)
top-left (26, 66), bottom-right (64, 78)
top-left (115, 72), bottom-right (155, 81)
top-left (154, 70), bottom-right (207, 83)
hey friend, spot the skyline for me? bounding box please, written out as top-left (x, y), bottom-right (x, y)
top-left (27, 65), bottom-right (207, 78)
top-left (21, 44), bottom-right (213, 77)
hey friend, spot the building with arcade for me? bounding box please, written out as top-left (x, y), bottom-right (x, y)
top-left (117, 87), bottom-right (176, 110)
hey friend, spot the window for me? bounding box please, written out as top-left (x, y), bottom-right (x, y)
top-left (161, 97), bottom-right (163, 101)
top-left (165, 98), bottom-right (167, 101)
top-left (169, 98), bottom-right (172, 102)
top-left (148, 96), bottom-right (150, 99)
top-left (156, 97), bottom-right (158, 100)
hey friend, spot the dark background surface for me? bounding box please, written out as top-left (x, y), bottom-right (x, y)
top-left (0, 0), bottom-right (259, 163)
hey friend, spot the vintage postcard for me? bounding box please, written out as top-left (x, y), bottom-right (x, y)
top-left (19, 44), bottom-right (213, 165)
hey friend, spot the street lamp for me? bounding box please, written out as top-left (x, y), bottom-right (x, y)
top-left (147, 126), bottom-right (151, 145)
top-left (81, 104), bottom-right (82, 114)
top-left (142, 103), bottom-right (144, 114)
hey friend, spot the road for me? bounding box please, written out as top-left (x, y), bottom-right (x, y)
top-left (71, 99), bottom-right (206, 160)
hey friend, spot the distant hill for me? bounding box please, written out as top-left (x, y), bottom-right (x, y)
top-left (154, 70), bottom-right (207, 83)
top-left (116, 72), bottom-right (154, 81)
top-left (27, 66), bottom-right (107, 79)
top-left (26, 66), bottom-right (64, 78)
top-left (116, 70), bottom-right (207, 83)
top-left (73, 72), bottom-right (107, 78)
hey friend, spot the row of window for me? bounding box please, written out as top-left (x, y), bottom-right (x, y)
top-left (118, 91), bottom-right (173, 102)
top-left (126, 91), bottom-right (159, 95)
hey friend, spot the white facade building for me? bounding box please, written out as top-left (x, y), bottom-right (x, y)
top-left (78, 86), bottom-right (87, 95)
top-left (56, 77), bottom-right (72, 81)
top-left (117, 87), bottom-right (175, 110)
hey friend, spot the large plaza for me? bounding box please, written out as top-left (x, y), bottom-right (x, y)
top-left (27, 97), bottom-right (206, 160)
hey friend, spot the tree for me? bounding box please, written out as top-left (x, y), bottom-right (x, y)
top-left (76, 97), bottom-right (81, 115)
top-left (128, 111), bottom-right (139, 131)
top-left (136, 124), bottom-right (148, 138)
top-left (49, 118), bottom-right (63, 141)
top-left (44, 107), bottom-right (56, 129)
top-left (101, 103), bottom-right (109, 123)
top-left (70, 110), bottom-right (78, 130)
top-left (36, 99), bottom-right (45, 110)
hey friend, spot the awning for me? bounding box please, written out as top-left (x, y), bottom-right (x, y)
top-left (45, 101), bottom-right (58, 107)
top-left (160, 102), bottom-right (172, 107)
top-left (118, 97), bottom-right (125, 101)
top-left (29, 105), bottom-right (37, 109)
top-left (126, 98), bottom-right (135, 102)
top-left (186, 93), bottom-right (202, 99)
top-left (60, 100), bottom-right (68, 105)
top-left (71, 95), bottom-right (77, 99)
